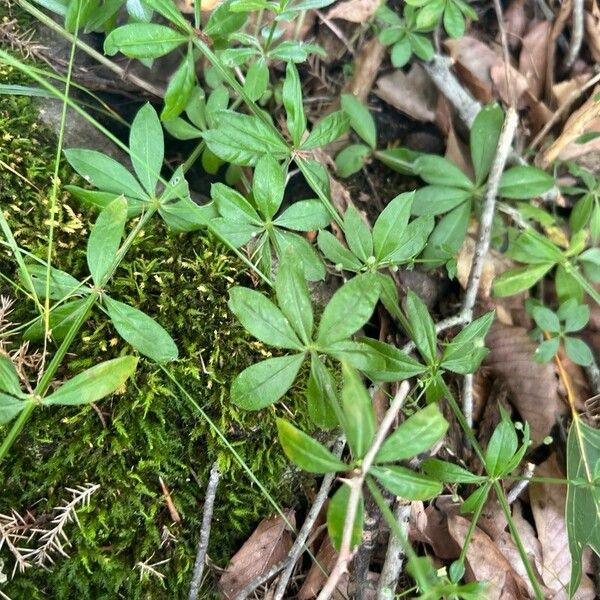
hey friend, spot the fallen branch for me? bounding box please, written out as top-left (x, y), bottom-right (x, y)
top-left (272, 438), bottom-right (345, 600)
top-left (188, 463), bottom-right (221, 600)
top-left (564, 0), bottom-right (584, 69)
top-left (375, 500), bottom-right (411, 600)
top-left (316, 382), bottom-right (411, 600)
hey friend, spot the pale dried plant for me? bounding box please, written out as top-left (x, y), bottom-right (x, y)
top-left (135, 555), bottom-right (170, 582)
top-left (0, 484), bottom-right (100, 576)
top-left (0, 16), bottom-right (47, 61)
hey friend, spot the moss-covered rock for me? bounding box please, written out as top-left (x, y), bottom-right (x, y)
top-left (0, 49), bottom-right (310, 600)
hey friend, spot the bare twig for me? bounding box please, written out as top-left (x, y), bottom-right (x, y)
top-left (272, 439), bottom-right (345, 600)
top-left (159, 477), bottom-right (182, 524)
top-left (564, 0), bottom-right (584, 69)
top-left (316, 382), bottom-right (411, 600)
top-left (421, 55), bottom-right (481, 127)
top-left (376, 501), bottom-right (411, 600)
top-left (189, 463), bottom-right (220, 600)
top-left (507, 463), bottom-right (535, 504)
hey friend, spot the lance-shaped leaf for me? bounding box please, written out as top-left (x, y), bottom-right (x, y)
top-left (25, 264), bottom-right (88, 301)
top-left (341, 94), bottom-right (376, 149)
top-left (484, 407), bottom-right (518, 477)
top-left (317, 230), bottom-right (363, 271)
top-left (43, 356), bottom-right (138, 406)
top-left (274, 230), bottom-right (326, 282)
top-left (354, 338), bottom-right (427, 381)
top-left (232, 354), bottom-right (305, 410)
top-left (283, 62), bottom-right (306, 147)
top-left (275, 257), bottom-right (313, 344)
top-left (104, 297), bottom-right (178, 363)
top-left (0, 393), bottom-right (30, 425)
top-left (375, 404), bottom-right (448, 463)
top-left (344, 205), bottom-right (373, 262)
top-left (65, 186), bottom-right (146, 217)
top-left (405, 289), bottom-right (437, 364)
top-left (422, 458), bottom-right (487, 484)
top-left (369, 466), bottom-right (441, 500)
top-left (470, 103), bottom-right (503, 185)
top-left (0, 356), bottom-right (25, 398)
top-left (277, 418), bottom-right (347, 473)
top-left (162, 49), bottom-right (196, 121)
top-left (104, 23), bottom-right (189, 59)
top-left (327, 484), bottom-right (363, 551)
top-left (372, 192), bottom-right (413, 261)
top-left (317, 273), bottom-right (380, 346)
top-left (130, 103), bottom-right (164, 196)
top-left (143, 0), bottom-right (191, 29)
top-left (300, 112), bottom-right (349, 151)
top-left (24, 299), bottom-right (90, 342)
top-left (87, 196), bottom-right (127, 285)
top-left (306, 354), bottom-right (338, 429)
top-left (273, 200), bottom-right (331, 231)
top-left (228, 287), bottom-right (303, 350)
top-left (253, 154), bottom-right (285, 219)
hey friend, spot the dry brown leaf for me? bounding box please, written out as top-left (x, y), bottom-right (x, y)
top-left (519, 21), bottom-right (552, 101)
top-left (529, 454), bottom-right (596, 599)
top-left (484, 322), bottom-right (567, 445)
top-left (448, 515), bottom-right (530, 600)
top-left (545, 0), bottom-right (572, 101)
top-left (342, 37), bottom-right (386, 102)
top-left (327, 0), bottom-right (381, 23)
top-left (445, 123), bottom-right (473, 179)
top-left (375, 65), bottom-right (438, 123)
top-left (219, 511), bottom-right (295, 599)
top-left (540, 86), bottom-right (600, 165)
top-left (298, 536), bottom-right (345, 599)
top-left (489, 63), bottom-right (529, 106)
top-left (584, 2), bottom-right (600, 63)
top-left (409, 497), bottom-right (461, 560)
top-left (504, 0), bottom-right (529, 51)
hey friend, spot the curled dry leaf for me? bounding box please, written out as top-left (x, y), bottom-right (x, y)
top-left (484, 323), bottom-right (567, 445)
top-left (529, 454), bottom-right (596, 599)
top-left (327, 0), bottom-right (381, 24)
top-left (219, 511), bottom-right (296, 599)
top-left (375, 65), bottom-right (438, 123)
top-left (541, 85), bottom-right (600, 166)
top-left (518, 20), bottom-right (552, 101)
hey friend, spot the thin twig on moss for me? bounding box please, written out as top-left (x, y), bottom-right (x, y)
top-left (316, 382), bottom-right (410, 600)
top-left (189, 463), bottom-right (221, 600)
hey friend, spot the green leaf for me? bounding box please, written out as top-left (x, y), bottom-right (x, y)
top-left (275, 256), bottom-right (313, 344)
top-left (43, 356), bottom-right (137, 406)
top-left (566, 419), bottom-right (600, 597)
top-left (142, 0), bottom-right (190, 30)
top-left (470, 103), bottom-right (503, 185)
top-left (383, 215), bottom-right (434, 264)
top-left (228, 287), bottom-right (303, 350)
top-left (253, 154), bottom-right (285, 219)
top-left (104, 23), bottom-right (189, 59)
top-left (87, 196), bottom-right (127, 286)
top-left (283, 62), bottom-right (306, 147)
top-left (375, 404), bottom-right (449, 463)
top-left (409, 32), bottom-right (434, 60)
top-left (275, 230), bottom-right (326, 282)
top-left (405, 289), bottom-right (437, 364)
top-left (443, 0), bottom-right (464, 37)
top-left (0, 356), bottom-right (24, 398)
top-left (391, 37), bottom-right (412, 67)
top-left (204, 0), bottom-right (247, 38)
top-left (244, 57), bottom-right (269, 102)
top-left (340, 364), bottom-right (375, 459)
top-left (0, 393), bottom-right (29, 425)
top-left (534, 337), bottom-right (559, 363)
top-left (335, 144), bottom-right (371, 178)
top-left (306, 355), bottom-right (338, 428)
top-left (327, 484), bottom-right (363, 551)
top-left (356, 337), bottom-right (427, 381)
top-left (278, 417), bottom-right (346, 473)
top-left (202, 111), bottom-right (290, 165)
top-left (341, 94), bottom-right (376, 149)
top-left (411, 185), bottom-right (472, 216)
top-left (65, 186), bottom-right (145, 217)
top-left (532, 306), bottom-right (560, 333)
top-left (64, 148), bottom-right (147, 199)
top-left (211, 219), bottom-right (260, 247)
top-left (162, 49), bottom-right (196, 121)
top-left (373, 192), bottom-right (414, 261)
top-left (274, 200), bottom-right (331, 231)
top-left (562, 302), bottom-right (590, 333)
top-left (414, 155), bottom-right (473, 190)
top-left (129, 103), bottom-right (163, 196)
top-left (212, 182), bottom-right (261, 225)
top-left (375, 147), bottom-right (418, 174)
top-left (370, 465), bottom-right (442, 500)
top-left (23, 299), bottom-right (89, 342)
top-left (344, 205), bottom-right (373, 262)
top-left (422, 458), bottom-right (487, 484)
top-left (231, 354), bottom-right (305, 410)
top-left (461, 484), bottom-right (490, 514)
top-left (317, 273), bottom-right (380, 346)
top-left (484, 408), bottom-right (518, 477)
top-left (301, 112), bottom-right (350, 150)
top-left (317, 230), bottom-right (363, 271)
top-left (492, 263), bottom-right (554, 297)
top-left (104, 296), bottom-right (178, 363)
top-left (24, 264), bottom-right (87, 301)
top-left (506, 229), bottom-right (564, 264)
top-left (423, 200), bottom-right (471, 264)
top-left (564, 337), bottom-right (593, 366)
top-left (498, 166), bottom-right (554, 199)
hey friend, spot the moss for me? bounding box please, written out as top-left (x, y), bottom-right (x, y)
top-left (0, 56), bottom-right (312, 599)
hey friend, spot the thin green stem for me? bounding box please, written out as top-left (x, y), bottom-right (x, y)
top-left (456, 483), bottom-right (491, 566)
top-left (564, 261), bottom-right (600, 306)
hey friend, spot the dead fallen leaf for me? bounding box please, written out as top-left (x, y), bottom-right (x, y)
top-left (409, 497), bottom-right (461, 560)
top-left (545, 0), bottom-right (572, 101)
top-left (219, 511), bottom-right (296, 599)
top-left (448, 514), bottom-right (531, 600)
top-left (445, 122), bottom-right (473, 179)
top-left (519, 21), bottom-right (552, 101)
top-left (541, 86), bottom-right (600, 165)
top-left (298, 535), bottom-right (345, 599)
top-left (529, 454), bottom-right (596, 599)
top-left (375, 64), bottom-right (438, 123)
top-left (504, 0), bottom-right (529, 51)
top-left (489, 63), bottom-right (529, 107)
top-left (327, 0), bottom-right (381, 23)
top-left (484, 322), bottom-right (568, 445)
top-left (342, 37), bottom-right (386, 102)
top-left (584, 2), bottom-right (600, 63)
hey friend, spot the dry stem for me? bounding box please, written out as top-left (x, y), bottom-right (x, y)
top-left (564, 0), bottom-right (584, 68)
top-left (316, 382), bottom-right (410, 600)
